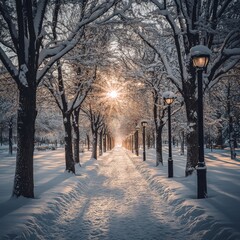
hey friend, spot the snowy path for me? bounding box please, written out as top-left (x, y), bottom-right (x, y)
top-left (41, 147), bottom-right (188, 240)
top-left (1, 146), bottom-right (240, 239)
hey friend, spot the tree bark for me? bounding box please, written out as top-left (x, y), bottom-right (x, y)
top-left (185, 128), bottom-right (198, 175)
top-left (99, 129), bottom-right (103, 156)
top-left (8, 118), bottom-right (13, 155)
top-left (153, 92), bottom-right (165, 167)
top-left (156, 125), bottom-right (164, 166)
top-left (180, 130), bottom-right (185, 155)
top-left (91, 130), bottom-right (98, 159)
top-left (63, 114), bottom-right (75, 173)
top-left (184, 84), bottom-right (199, 176)
top-left (103, 134), bottom-right (106, 153)
top-left (216, 126), bottom-right (223, 147)
top-left (12, 89), bottom-right (37, 198)
top-left (229, 116), bottom-right (236, 159)
top-left (151, 129), bottom-right (155, 148)
top-left (109, 136), bottom-right (112, 150)
top-left (147, 133), bottom-right (151, 149)
top-left (86, 134), bottom-right (90, 151)
top-left (72, 108), bottom-right (80, 164)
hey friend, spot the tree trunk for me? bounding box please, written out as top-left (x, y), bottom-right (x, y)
top-left (106, 135), bottom-right (109, 151)
top-left (227, 86), bottom-right (236, 159)
top-left (180, 130), bottom-right (184, 155)
top-left (229, 116), bottom-right (236, 159)
top-left (8, 119), bottom-right (13, 155)
top-left (86, 134), bottom-right (90, 151)
top-left (153, 93), bottom-right (164, 166)
top-left (109, 136), bottom-right (112, 150)
top-left (151, 129), bottom-right (155, 148)
top-left (99, 129), bottom-right (103, 156)
top-left (216, 126), bottom-right (223, 147)
top-left (147, 133), bottom-right (151, 149)
top-left (184, 95), bottom-right (198, 176)
top-left (156, 125), bottom-right (163, 166)
top-left (63, 114), bottom-right (75, 173)
top-left (91, 130), bottom-right (98, 159)
top-left (12, 89), bottom-right (37, 198)
top-left (135, 131), bottom-right (139, 156)
top-left (185, 126), bottom-right (198, 176)
top-left (72, 109), bottom-right (80, 164)
top-left (103, 134), bottom-right (106, 153)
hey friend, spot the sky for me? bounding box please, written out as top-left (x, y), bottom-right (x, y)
top-left (0, 145), bottom-right (239, 240)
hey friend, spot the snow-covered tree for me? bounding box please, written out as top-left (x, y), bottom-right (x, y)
top-left (0, 0), bottom-right (129, 198)
top-left (0, 70), bottom-right (18, 152)
top-left (123, 0), bottom-right (240, 175)
top-left (45, 60), bottom-right (96, 173)
top-left (114, 27), bottom-right (179, 165)
top-left (205, 66), bottom-right (240, 157)
top-left (81, 101), bottom-right (105, 160)
top-left (35, 87), bottom-right (63, 146)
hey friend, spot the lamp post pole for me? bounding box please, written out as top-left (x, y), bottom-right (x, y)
top-left (167, 104), bottom-right (173, 177)
top-left (141, 121), bottom-right (148, 161)
top-left (190, 44), bottom-right (211, 199)
top-left (196, 68), bottom-right (207, 198)
top-left (143, 125), bottom-right (146, 161)
top-left (163, 91), bottom-right (175, 178)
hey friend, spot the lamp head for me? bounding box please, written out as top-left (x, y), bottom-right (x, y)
top-left (141, 121), bottom-right (148, 127)
top-left (190, 45), bottom-right (211, 68)
top-left (163, 91), bottom-right (175, 105)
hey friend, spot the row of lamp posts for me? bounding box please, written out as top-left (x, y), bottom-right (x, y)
top-left (128, 91), bottom-right (175, 173)
top-left (163, 45), bottom-right (211, 199)
top-left (123, 122), bottom-right (148, 161)
top-left (124, 45), bottom-right (211, 199)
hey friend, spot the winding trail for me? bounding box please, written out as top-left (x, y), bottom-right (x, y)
top-left (44, 147), bottom-right (188, 239)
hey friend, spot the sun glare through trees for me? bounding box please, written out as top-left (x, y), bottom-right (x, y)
top-left (107, 90), bottom-right (118, 99)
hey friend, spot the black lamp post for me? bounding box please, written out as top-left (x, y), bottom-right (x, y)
top-left (141, 121), bottom-right (148, 161)
top-left (163, 91), bottom-right (175, 178)
top-left (190, 45), bottom-right (211, 199)
top-left (135, 125), bottom-right (140, 156)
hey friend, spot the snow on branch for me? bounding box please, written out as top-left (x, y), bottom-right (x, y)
top-left (223, 48), bottom-right (240, 56)
top-left (69, 78), bottom-right (94, 112)
top-left (0, 2), bottom-right (18, 51)
top-left (33, 0), bottom-right (48, 36)
top-left (37, 1), bottom-right (121, 85)
top-left (18, 64), bottom-right (29, 87)
top-left (135, 30), bottom-right (182, 91)
top-left (67, 0), bottom-right (118, 41)
top-left (37, 39), bottom-right (78, 83)
top-left (0, 47), bottom-right (18, 82)
top-left (96, 0), bottom-right (133, 24)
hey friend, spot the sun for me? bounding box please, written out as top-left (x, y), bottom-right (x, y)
top-left (108, 90), bottom-right (118, 99)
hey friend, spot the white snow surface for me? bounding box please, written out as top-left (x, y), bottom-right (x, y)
top-left (0, 145), bottom-right (239, 240)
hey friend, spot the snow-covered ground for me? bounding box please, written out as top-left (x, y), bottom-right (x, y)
top-left (0, 145), bottom-right (239, 239)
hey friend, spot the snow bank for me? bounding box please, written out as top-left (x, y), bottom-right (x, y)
top-left (1, 176), bottom-right (84, 239)
top-left (127, 151), bottom-right (240, 240)
top-left (0, 154), bottom-right (100, 240)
